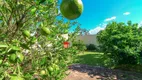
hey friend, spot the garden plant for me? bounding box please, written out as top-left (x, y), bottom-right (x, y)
top-left (97, 21), bottom-right (142, 65)
top-left (0, 0), bottom-right (84, 80)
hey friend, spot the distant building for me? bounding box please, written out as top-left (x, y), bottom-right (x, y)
top-left (61, 33), bottom-right (99, 47)
top-left (76, 34), bottom-right (99, 46)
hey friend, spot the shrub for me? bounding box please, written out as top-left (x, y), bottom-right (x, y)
top-left (73, 40), bottom-right (86, 51)
top-left (86, 44), bottom-right (97, 51)
top-left (97, 21), bottom-right (142, 65)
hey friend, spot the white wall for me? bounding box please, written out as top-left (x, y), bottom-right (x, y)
top-left (76, 34), bottom-right (99, 46)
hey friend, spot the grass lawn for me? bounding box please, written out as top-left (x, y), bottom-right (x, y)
top-left (74, 51), bottom-right (142, 72)
top-left (74, 51), bottom-right (113, 68)
top-left (66, 51), bottom-right (142, 80)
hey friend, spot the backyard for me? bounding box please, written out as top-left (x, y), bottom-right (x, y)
top-left (1, 0), bottom-right (142, 80)
top-left (64, 51), bottom-right (142, 80)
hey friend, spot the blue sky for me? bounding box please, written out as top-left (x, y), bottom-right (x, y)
top-left (59, 0), bottom-right (142, 34)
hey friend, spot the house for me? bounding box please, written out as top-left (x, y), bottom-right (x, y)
top-left (61, 33), bottom-right (99, 47)
top-left (76, 34), bottom-right (99, 46)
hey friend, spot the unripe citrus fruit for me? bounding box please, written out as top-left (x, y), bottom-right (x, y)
top-left (60, 0), bottom-right (83, 20)
top-left (9, 54), bottom-right (16, 63)
top-left (48, 66), bottom-right (53, 72)
top-left (40, 70), bottom-right (46, 75)
top-left (16, 53), bottom-right (24, 62)
top-left (0, 59), bottom-right (2, 64)
top-left (22, 30), bottom-right (30, 37)
top-left (40, 27), bottom-right (51, 35)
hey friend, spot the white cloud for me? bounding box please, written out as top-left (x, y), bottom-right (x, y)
top-left (123, 12), bottom-right (130, 15)
top-left (138, 21), bottom-right (142, 27)
top-left (104, 16), bottom-right (116, 22)
top-left (89, 23), bottom-right (107, 34)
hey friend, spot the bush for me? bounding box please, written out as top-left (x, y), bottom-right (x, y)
top-left (73, 40), bottom-right (86, 51)
top-left (97, 21), bottom-right (142, 65)
top-left (114, 64), bottom-right (142, 72)
top-left (86, 44), bottom-right (97, 51)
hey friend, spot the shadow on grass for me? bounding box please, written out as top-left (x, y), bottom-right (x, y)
top-left (75, 52), bottom-right (142, 72)
top-left (71, 52), bottom-right (142, 80)
top-left (75, 52), bottom-right (112, 67)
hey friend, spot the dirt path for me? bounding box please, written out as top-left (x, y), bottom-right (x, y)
top-left (64, 64), bottom-right (142, 80)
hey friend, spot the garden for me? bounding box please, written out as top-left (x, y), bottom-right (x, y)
top-left (65, 21), bottom-right (142, 80)
top-left (0, 0), bottom-right (142, 80)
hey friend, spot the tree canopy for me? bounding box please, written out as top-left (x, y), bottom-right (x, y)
top-left (97, 21), bottom-right (142, 65)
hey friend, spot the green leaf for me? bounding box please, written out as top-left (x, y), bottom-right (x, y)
top-left (20, 43), bottom-right (29, 49)
top-left (0, 44), bottom-right (8, 48)
top-left (11, 46), bottom-right (20, 51)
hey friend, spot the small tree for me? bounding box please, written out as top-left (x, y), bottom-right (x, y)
top-left (97, 21), bottom-right (142, 65)
top-left (0, 0), bottom-right (82, 80)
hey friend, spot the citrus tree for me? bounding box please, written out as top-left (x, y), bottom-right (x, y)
top-left (0, 0), bottom-right (82, 80)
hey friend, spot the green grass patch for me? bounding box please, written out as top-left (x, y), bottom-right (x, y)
top-left (74, 51), bottom-right (142, 72)
top-left (74, 51), bottom-right (113, 68)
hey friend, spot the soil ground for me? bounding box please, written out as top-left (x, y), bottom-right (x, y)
top-left (64, 64), bottom-right (142, 80)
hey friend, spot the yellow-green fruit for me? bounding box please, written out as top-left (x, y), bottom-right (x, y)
top-left (0, 59), bottom-right (2, 64)
top-left (54, 65), bottom-right (59, 71)
top-left (40, 70), bottom-right (46, 75)
top-left (48, 66), bottom-right (53, 72)
top-left (16, 53), bottom-right (24, 62)
top-left (60, 0), bottom-right (83, 20)
top-left (23, 30), bottom-right (30, 37)
top-left (55, 60), bottom-right (59, 63)
top-left (9, 54), bottom-right (16, 63)
top-left (40, 27), bottom-right (51, 35)
top-left (31, 8), bottom-right (36, 14)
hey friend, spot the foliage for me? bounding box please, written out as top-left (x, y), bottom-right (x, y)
top-left (0, 0), bottom-right (81, 80)
top-left (73, 40), bottom-right (86, 51)
top-left (75, 51), bottom-right (142, 72)
top-left (86, 44), bottom-right (97, 51)
top-left (114, 64), bottom-right (142, 72)
top-left (97, 21), bottom-right (142, 65)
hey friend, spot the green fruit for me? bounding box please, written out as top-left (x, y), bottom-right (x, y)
top-left (48, 66), bottom-right (53, 72)
top-left (23, 30), bottom-right (30, 37)
top-left (40, 70), bottom-right (46, 75)
top-left (53, 64), bottom-right (59, 71)
top-left (55, 60), bottom-right (58, 63)
top-left (9, 54), bottom-right (16, 63)
top-left (16, 53), bottom-right (24, 62)
top-left (40, 27), bottom-right (51, 35)
top-left (10, 76), bottom-right (24, 80)
top-left (0, 59), bottom-right (2, 64)
top-left (60, 0), bottom-right (83, 20)
top-left (31, 8), bottom-right (36, 14)
top-left (34, 72), bottom-right (38, 75)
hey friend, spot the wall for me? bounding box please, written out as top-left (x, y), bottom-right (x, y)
top-left (76, 34), bottom-right (99, 46)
